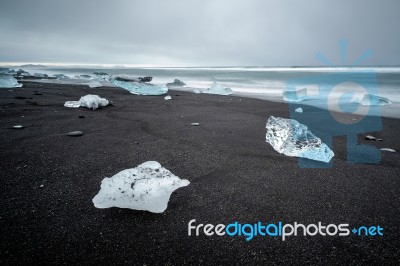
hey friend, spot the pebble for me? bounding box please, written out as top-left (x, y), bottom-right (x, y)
top-left (67, 131), bottom-right (83, 137)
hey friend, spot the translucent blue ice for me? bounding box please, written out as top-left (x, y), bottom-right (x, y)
top-left (0, 74), bottom-right (22, 88)
top-left (282, 88), bottom-right (307, 102)
top-left (359, 94), bottom-right (392, 106)
top-left (266, 116), bottom-right (334, 163)
top-left (110, 78), bottom-right (168, 95)
top-left (203, 82), bottom-right (233, 95)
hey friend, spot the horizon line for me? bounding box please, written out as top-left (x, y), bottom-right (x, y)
top-left (1, 62), bottom-right (400, 69)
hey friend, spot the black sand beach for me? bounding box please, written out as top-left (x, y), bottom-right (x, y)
top-left (0, 81), bottom-right (399, 264)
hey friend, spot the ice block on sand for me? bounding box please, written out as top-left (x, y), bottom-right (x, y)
top-left (266, 116), bottom-right (334, 163)
top-left (203, 82), bottom-right (233, 95)
top-left (359, 94), bottom-right (392, 106)
top-left (88, 80), bottom-right (102, 88)
top-left (282, 88), bottom-right (307, 102)
top-left (110, 77), bottom-right (168, 95)
top-left (92, 161), bottom-right (190, 213)
top-left (0, 74), bottom-right (22, 88)
top-left (64, 94), bottom-right (109, 110)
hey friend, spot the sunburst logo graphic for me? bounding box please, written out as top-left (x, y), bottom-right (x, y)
top-left (316, 40), bottom-right (376, 125)
top-left (285, 39), bottom-right (382, 168)
top-left (316, 39), bottom-right (373, 66)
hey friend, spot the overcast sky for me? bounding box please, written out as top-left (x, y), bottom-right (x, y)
top-left (0, 0), bottom-right (399, 67)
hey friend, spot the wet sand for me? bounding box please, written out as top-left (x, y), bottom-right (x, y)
top-left (0, 81), bottom-right (399, 264)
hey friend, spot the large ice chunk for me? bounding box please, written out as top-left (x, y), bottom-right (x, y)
top-left (0, 74), bottom-right (22, 88)
top-left (266, 116), bottom-right (334, 163)
top-left (92, 161), bottom-right (190, 213)
top-left (204, 82), bottom-right (233, 95)
top-left (64, 94), bottom-right (109, 110)
top-left (110, 77), bottom-right (168, 95)
top-left (359, 94), bottom-right (392, 106)
top-left (282, 88), bottom-right (307, 102)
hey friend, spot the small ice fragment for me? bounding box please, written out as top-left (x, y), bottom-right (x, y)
top-left (380, 148), bottom-right (396, 153)
top-left (193, 89), bottom-right (201, 94)
top-left (265, 116), bottom-right (334, 163)
top-left (191, 123), bottom-right (200, 126)
top-left (39, 184), bottom-right (44, 188)
top-left (203, 82), bottom-right (233, 95)
top-left (365, 135), bottom-right (382, 141)
top-left (167, 79), bottom-right (186, 87)
top-left (295, 107), bottom-right (303, 113)
top-left (64, 101), bottom-right (81, 108)
top-left (0, 74), bottom-right (22, 88)
top-left (88, 80), bottom-right (102, 88)
top-left (282, 88), bottom-right (307, 102)
top-left (12, 125), bottom-right (24, 129)
top-left (365, 135), bottom-right (376, 140)
top-left (359, 94), bottom-right (392, 106)
top-left (92, 161), bottom-right (190, 213)
top-left (164, 95), bottom-right (172, 100)
top-left (67, 131), bottom-right (83, 137)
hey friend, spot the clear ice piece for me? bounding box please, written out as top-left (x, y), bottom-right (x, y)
top-left (360, 94), bottom-right (392, 106)
top-left (203, 82), bottom-right (233, 95)
top-left (0, 74), bottom-right (22, 88)
top-left (111, 78), bottom-right (168, 95)
top-left (266, 116), bottom-right (334, 163)
top-left (282, 88), bottom-right (307, 102)
top-left (88, 80), bottom-right (102, 88)
top-left (64, 101), bottom-right (80, 108)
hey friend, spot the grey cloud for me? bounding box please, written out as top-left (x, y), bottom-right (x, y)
top-left (0, 0), bottom-right (399, 66)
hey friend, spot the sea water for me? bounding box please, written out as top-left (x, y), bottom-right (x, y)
top-left (23, 66), bottom-right (400, 118)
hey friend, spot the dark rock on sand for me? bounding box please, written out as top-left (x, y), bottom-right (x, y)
top-left (67, 131), bottom-right (83, 136)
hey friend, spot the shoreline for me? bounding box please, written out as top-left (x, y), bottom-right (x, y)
top-left (17, 78), bottom-right (400, 119)
top-left (0, 81), bottom-right (399, 264)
